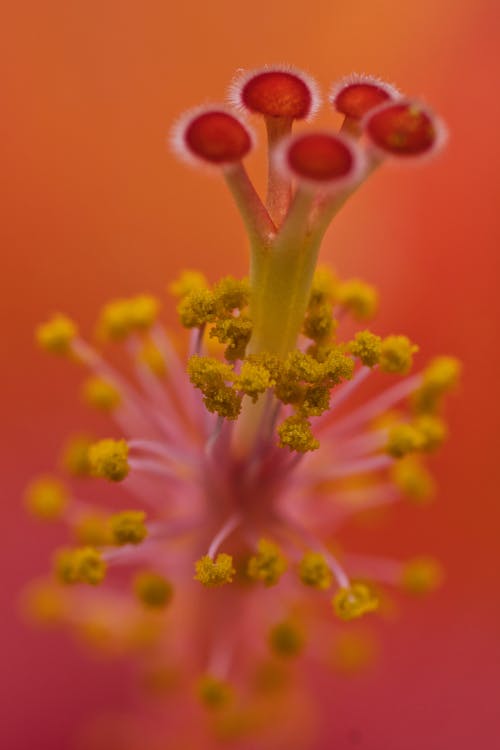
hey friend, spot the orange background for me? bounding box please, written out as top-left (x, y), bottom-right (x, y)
top-left (2, 1), bottom-right (499, 748)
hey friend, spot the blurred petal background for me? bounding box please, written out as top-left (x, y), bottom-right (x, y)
top-left (1, 0), bottom-right (499, 748)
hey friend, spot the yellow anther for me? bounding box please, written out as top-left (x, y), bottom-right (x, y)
top-left (234, 361), bottom-right (273, 402)
top-left (194, 553), bottom-right (235, 587)
top-left (178, 289), bottom-right (217, 328)
top-left (23, 581), bottom-right (67, 626)
top-left (74, 513), bottom-right (112, 546)
top-left (97, 298), bottom-right (133, 341)
top-left (278, 415), bottom-right (319, 453)
top-left (298, 552), bottom-right (333, 590)
top-left (197, 675), bottom-right (233, 710)
top-left (269, 621), bottom-right (304, 658)
top-left (401, 557), bottom-right (444, 595)
top-left (128, 294), bottom-right (160, 331)
top-left (213, 276), bottom-right (250, 314)
top-left (133, 571), bottom-right (174, 608)
top-left (247, 539), bottom-right (287, 587)
top-left (301, 385), bottom-right (331, 417)
top-left (36, 314), bottom-right (77, 355)
top-left (333, 583), bottom-right (379, 621)
top-left (303, 302), bottom-right (336, 344)
top-left (97, 294), bottom-right (159, 341)
top-left (413, 414), bottom-right (447, 452)
top-left (332, 631), bottom-right (377, 675)
top-left (379, 335), bottom-right (418, 374)
top-left (169, 269), bottom-right (208, 298)
top-left (209, 315), bottom-right (252, 360)
top-left (337, 279), bottom-right (378, 320)
top-left (391, 457), bottom-right (435, 503)
top-left (320, 348), bottom-right (355, 386)
top-left (187, 355), bottom-right (241, 419)
top-left (82, 376), bottom-right (121, 412)
top-left (246, 352), bottom-right (281, 382)
top-left (386, 423), bottom-right (424, 458)
top-left (283, 350), bottom-right (323, 384)
top-left (413, 356), bottom-right (462, 413)
top-left (110, 510), bottom-right (148, 545)
top-left (88, 438), bottom-right (129, 482)
top-left (25, 476), bottom-right (68, 521)
top-left (309, 266), bottom-right (339, 305)
top-left (55, 546), bottom-right (106, 585)
top-left (60, 434), bottom-right (93, 477)
top-left (349, 330), bottom-right (382, 367)
top-left (137, 339), bottom-right (167, 378)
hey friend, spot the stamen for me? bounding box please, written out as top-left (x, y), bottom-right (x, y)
top-left (325, 372), bottom-right (423, 437)
top-left (311, 453), bottom-right (394, 483)
top-left (207, 513), bottom-right (242, 559)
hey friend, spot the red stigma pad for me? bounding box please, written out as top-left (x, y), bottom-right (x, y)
top-left (287, 134), bottom-right (354, 182)
top-left (335, 83), bottom-right (393, 120)
top-left (185, 111), bottom-right (252, 164)
top-left (242, 71), bottom-right (312, 119)
top-left (365, 103), bottom-right (437, 156)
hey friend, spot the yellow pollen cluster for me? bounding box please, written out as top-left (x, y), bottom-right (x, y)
top-left (298, 552), bottom-right (333, 590)
top-left (25, 476), bottom-right (68, 520)
top-left (60, 434), bottom-right (93, 477)
top-left (169, 269), bottom-right (208, 298)
top-left (137, 339), bottom-right (167, 377)
top-left (234, 361), bottom-right (274, 402)
top-left (213, 276), bottom-right (250, 314)
top-left (333, 583), bottom-right (379, 621)
top-left (110, 510), bottom-right (148, 546)
top-left (303, 269), bottom-right (339, 345)
top-left (391, 457), bottom-right (435, 503)
top-left (247, 539), bottom-right (287, 586)
top-left (74, 513), bottom-right (112, 546)
top-left (278, 415), bottom-right (320, 453)
top-left (188, 356), bottom-right (242, 419)
top-left (337, 279), bottom-right (378, 321)
top-left (36, 314), bottom-right (77, 355)
top-left (269, 621), bottom-right (304, 658)
top-left (414, 414), bottom-right (447, 452)
top-left (379, 335), bottom-right (418, 374)
top-left (97, 295), bottom-right (160, 341)
top-left (332, 631), bottom-right (377, 675)
top-left (178, 289), bottom-right (217, 328)
top-left (88, 438), bottom-right (130, 482)
top-left (82, 376), bottom-right (121, 412)
top-left (23, 582), bottom-right (67, 626)
top-left (401, 557), bottom-right (443, 594)
top-left (386, 415), bottom-right (447, 458)
top-left (133, 571), bottom-right (174, 608)
top-left (349, 330), bottom-right (382, 367)
top-left (309, 266), bottom-right (339, 306)
top-left (194, 554), bottom-right (235, 587)
top-left (413, 356), bottom-right (461, 413)
top-left (55, 546), bottom-right (106, 585)
top-left (386, 423), bottom-right (425, 458)
top-left (197, 675), bottom-right (233, 710)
